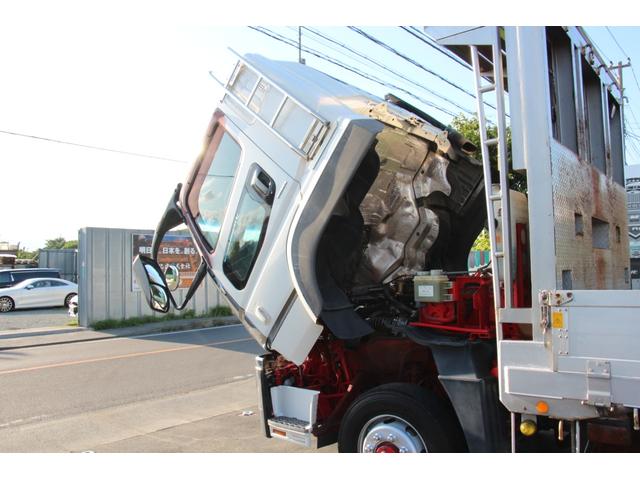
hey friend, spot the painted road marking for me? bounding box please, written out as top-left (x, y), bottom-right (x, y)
top-left (0, 337), bottom-right (253, 376)
top-left (132, 323), bottom-right (244, 339)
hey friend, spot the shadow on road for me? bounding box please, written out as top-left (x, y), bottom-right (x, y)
top-left (0, 349), bottom-right (27, 358)
top-left (125, 325), bottom-right (263, 356)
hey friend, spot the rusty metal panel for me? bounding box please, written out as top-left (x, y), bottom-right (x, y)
top-left (551, 140), bottom-right (630, 290)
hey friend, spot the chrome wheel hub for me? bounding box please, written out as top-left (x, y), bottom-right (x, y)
top-left (359, 415), bottom-right (426, 453)
top-left (0, 298), bottom-right (12, 312)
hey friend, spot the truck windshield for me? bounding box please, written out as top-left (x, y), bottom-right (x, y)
top-left (187, 127), bottom-right (241, 251)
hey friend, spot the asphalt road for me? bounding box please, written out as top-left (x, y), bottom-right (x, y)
top-left (0, 324), bottom-right (336, 452)
top-left (0, 307), bottom-right (71, 330)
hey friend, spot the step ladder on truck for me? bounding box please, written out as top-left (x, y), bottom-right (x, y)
top-left (133, 26), bottom-right (640, 452)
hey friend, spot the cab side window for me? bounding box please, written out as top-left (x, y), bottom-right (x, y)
top-left (223, 167), bottom-right (275, 289)
top-left (187, 128), bottom-right (241, 252)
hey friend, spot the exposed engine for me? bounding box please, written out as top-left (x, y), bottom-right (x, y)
top-left (315, 96), bottom-right (490, 340)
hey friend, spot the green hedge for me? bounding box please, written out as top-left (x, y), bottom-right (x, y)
top-left (92, 306), bottom-right (233, 331)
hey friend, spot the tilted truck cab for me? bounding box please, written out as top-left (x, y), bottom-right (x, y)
top-left (135, 27), bottom-right (640, 453)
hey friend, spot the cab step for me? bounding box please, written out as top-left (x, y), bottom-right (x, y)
top-left (268, 385), bottom-right (320, 448)
top-left (267, 416), bottom-right (312, 446)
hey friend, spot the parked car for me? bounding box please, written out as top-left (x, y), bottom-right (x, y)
top-left (0, 278), bottom-right (77, 312)
top-left (0, 268), bottom-right (61, 289)
top-left (68, 294), bottom-right (78, 317)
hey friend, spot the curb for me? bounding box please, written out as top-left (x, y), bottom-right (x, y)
top-left (0, 316), bottom-right (241, 351)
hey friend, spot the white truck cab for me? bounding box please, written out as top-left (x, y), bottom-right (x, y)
top-left (134, 27), bottom-right (640, 453)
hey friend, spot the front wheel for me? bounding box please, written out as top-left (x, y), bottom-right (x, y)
top-left (338, 383), bottom-right (463, 453)
top-left (0, 296), bottom-right (15, 313)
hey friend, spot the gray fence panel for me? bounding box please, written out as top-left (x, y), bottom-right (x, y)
top-left (78, 227), bottom-right (222, 327)
top-left (39, 249), bottom-right (78, 282)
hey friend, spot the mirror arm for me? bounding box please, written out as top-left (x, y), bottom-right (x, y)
top-left (152, 183), bottom-right (186, 260)
top-left (174, 260), bottom-right (208, 310)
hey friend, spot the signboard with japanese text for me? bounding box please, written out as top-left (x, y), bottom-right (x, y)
top-left (131, 232), bottom-right (200, 291)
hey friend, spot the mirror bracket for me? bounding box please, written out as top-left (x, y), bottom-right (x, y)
top-left (152, 183), bottom-right (186, 260)
top-left (175, 261), bottom-right (208, 310)
top-left (133, 254), bottom-right (208, 313)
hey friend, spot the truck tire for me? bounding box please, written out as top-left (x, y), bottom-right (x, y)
top-left (338, 383), bottom-right (463, 453)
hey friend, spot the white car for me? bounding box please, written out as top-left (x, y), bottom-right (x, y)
top-left (0, 278), bottom-right (77, 312)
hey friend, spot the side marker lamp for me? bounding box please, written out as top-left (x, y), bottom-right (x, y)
top-left (536, 401), bottom-right (549, 414)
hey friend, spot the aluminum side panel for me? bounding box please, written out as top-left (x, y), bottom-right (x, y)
top-left (270, 297), bottom-right (323, 365)
top-left (553, 305), bottom-right (640, 361)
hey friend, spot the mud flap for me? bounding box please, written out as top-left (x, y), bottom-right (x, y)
top-left (406, 327), bottom-right (510, 453)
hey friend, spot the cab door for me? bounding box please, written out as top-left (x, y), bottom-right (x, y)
top-left (181, 114), bottom-right (322, 363)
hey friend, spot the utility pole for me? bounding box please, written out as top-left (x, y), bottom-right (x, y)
top-left (298, 27), bottom-right (305, 65)
top-left (606, 58), bottom-right (631, 102)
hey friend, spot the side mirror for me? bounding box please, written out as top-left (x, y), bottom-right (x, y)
top-left (25, 284), bottom-right (34, 290)
top-left (133, 254), bottom-right (208, 312)
top-left (133, 255), bottom-right (171, 313)
top-left (134, 183), bottom-right (209, 312)
top-left (164, 265), bottom-right (180, 292)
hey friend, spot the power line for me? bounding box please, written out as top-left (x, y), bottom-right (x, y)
top-left (248, 27), bottom-right (459, 119)
top-left (606, 27), bottom-right (630, 59)
top-left (625, 138), bottom-right (640, 163)
top-left (625, 108), bottom-right (640, 143)
top-left (287, 27), bottom-right (371, 71)
top-left (401, 27), bottom-right (472, 72)
top-left (624, 120), bottom-right (640, 158)
top-left (347, 27), bottom-right (479, 102)
top-left (0, 129), bottom-right (186, 163)
top-left (605, 27), bottom-right (640, 94)
top-left (299, 27), bottom-right (476, 116)
top-left (287, 27), bottom-right (371, 69)
top-left (348, 26), bottom-right (500, 117)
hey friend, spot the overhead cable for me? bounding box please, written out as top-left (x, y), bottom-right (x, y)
top-left (348, 26), bottom-right (479, 100)
top-left (300, 27), bottom-right (475, 116)
top-left (605, 26), bottom-right (640, 94)
top-left (401, 27), bottom-right (472, 71)
top-left (348, 26), bottom-right (500, 115)
top-left (0, 129), bottom-right (186, 163)
top-left (248, 26), bottom-right (459, 118)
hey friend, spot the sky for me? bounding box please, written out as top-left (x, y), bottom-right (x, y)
top-left (1, 2), bottom-right (639, 251)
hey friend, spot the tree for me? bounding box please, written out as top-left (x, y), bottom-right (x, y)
top-left (45, 237), bottom-right (67, 249)
top-left (471, 229), bottom-right (490, 251)
top-left (16, 248), bottom-right (37, 259)
top-left (450, 113), bottom-right (526, 193)
top-left (63, 240), bottom-right (78, 249)
top-left (450, 114), bottom-right (527, 251)
top-left (44, 237), bottom-right (78, 250)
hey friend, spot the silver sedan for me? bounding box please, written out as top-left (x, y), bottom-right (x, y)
top-left (0, 278), bottom-right (77, 312)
